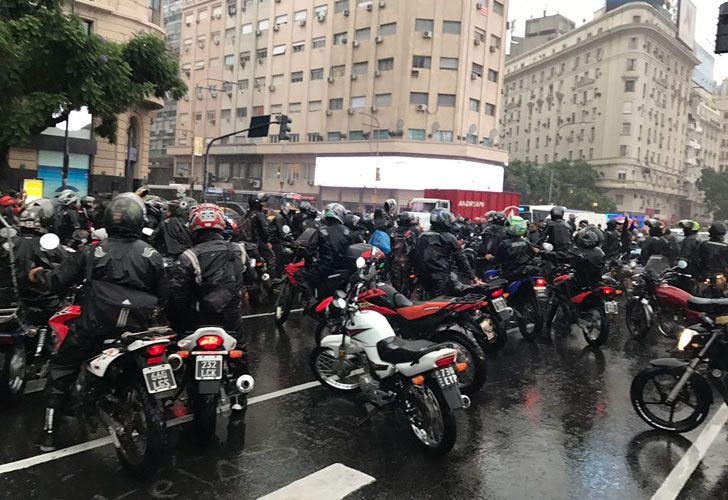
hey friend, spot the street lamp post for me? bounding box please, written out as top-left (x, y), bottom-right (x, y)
top-left (358, 111), bottom-right (380, 206)
top-left (548, 120), bottom-right (594, 204)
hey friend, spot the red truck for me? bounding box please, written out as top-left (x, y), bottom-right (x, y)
top-left (412, 190), bottom-right (521, 220)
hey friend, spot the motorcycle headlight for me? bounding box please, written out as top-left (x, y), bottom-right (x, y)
top-left (677, 328), bottom-right (698, 351)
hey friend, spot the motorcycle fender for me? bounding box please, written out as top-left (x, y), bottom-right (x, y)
top-left (396, 348), bottom-right (457, 377)
top-left (197, 380), bottom-right (221, 394)
top-left (649, 358), bottom-right (688, 369)
top-left (319, 334), bottom-right (352, 351)
top-left (86, 348), bottom-right (125, 378)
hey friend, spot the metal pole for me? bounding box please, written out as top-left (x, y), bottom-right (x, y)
top-left (61, 113), bottom-right (70, 190)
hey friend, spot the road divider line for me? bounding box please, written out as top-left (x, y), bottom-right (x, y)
top-left (0, 380), bottom-right (321, 475)
top-left (241, 308), bottom-right (304, 320)
top-left (651, 403), bottom-right (728, 500)
top-left (257, 463), bottom-right (375, 500)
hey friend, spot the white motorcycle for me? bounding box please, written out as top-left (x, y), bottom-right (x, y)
top-left (310, 256), bottom-right (469, 456)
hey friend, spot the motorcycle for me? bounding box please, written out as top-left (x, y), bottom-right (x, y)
top-left (310, 256), bottom-right (468, 456)
top-left (483, 268), bottom-right (548, 341)
top-left (241, 241), bottom-right (270, 306)
top-left (631, 295), bottom-right (728, 433)
top-left (168, 328), bottom-right (254, 444)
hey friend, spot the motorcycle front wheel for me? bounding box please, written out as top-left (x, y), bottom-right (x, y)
top-left (310, 347), bottom-right (362, 394)
top-left (114, 376), bottom-right (168, 479)
top-left (402, 380), bottom-right (457, 456)
top-left (581, 305), bottom-right (609, 347)
top-left (274, 283), bottom-right (295, 326)
top-left (630, 367), bottom-right (711, 433)
top-left (0, 339), bottom-right (27, 403)
top-left (626, 297), bottom-right (652, 339)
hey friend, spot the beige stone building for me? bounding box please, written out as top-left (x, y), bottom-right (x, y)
top-left (502, 2), bottom-right (700, 221)
top-left (167, 0), bottom-right (509, 210)
top-left (6, 0), bottom-right (165, 196)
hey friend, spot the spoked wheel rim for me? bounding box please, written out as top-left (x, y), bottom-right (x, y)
top-left (656, 313), bottom-right (680, 339)
top-left (582, 308), bottom-right (603, 342)
top-left (8, 345), bottom-right (26, 395)
top-left (637, 372), bottom-right (701, 428)
top-left (314, 349), bottom-right (361, 390)
top-left (626, 301), bottom-right (649, 337)
top-left (440, 341), bottom-right (474, 388)
top-left (118, 387), bottom-right (150, 466)
top-left (407, 384), bottom-right (445, 448)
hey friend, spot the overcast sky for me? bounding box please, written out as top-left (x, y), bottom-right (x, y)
top-left (507, 0), bottom-right (728, 83)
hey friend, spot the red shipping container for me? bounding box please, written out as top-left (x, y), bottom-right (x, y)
top-left (423, 190), bottom-right (521, 219)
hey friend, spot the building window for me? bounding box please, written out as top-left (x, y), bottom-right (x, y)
top-left (618, 170), bottom-right (627, 180)
top-left (309, 100), bottom-right (322, 111)
top-left (224, 54), bottom-right (235, 66)
top-left (292, 41), bottom-right (305, 52)
top-left (289, 102), bottom-right (302, 114)
top-left (256, 48), bottom-right (267, 59)
top-left (349, 130), bottom-right (365, 141)
top-left (621, 122), bottom-right (631, 136)
top-left (355, 27), bottom-right (371, 41)
top-left (378, 57), bottom-right (394, 71)
top-left (410, 92), bottom-right (428, 105)
top-left (491, 34), bottom-right (502, 49)
top-left (351, 96), bottom-right (367, 109)
top-left (374, 93), bottom-right (391, 107)
top-left (240, 51), bottom-right (251, 64)
top-left (194, 60), bottom-right (205, 70)
top-left (437, 94), bottom-right (456, 107)
top-left (308, 133), bottom-right (324, 142)
top-left (270, 105), bottom-right (282, 116)
top-left (620, 145), bottom-right (628, 156)
top-left (327, 131), bottom-right (342, 141)
top-left (412, 55), bottom-right (431, 69)
top-left (487, 69), bottom-right (499, 83)
top-left (379, 22), bottom-right (396, 36)
top-left (311, 68), bottom-right (324, 80)
top-left (472, 63), bottom-right (483, 78)
top-left (271, 74), bottom-right (284, 86)
top-left (333, 32), bottom-right (347, 44)
top-left (435, 131), bottom-right (453, 143)
top-left (440, 57), bottom-right (458, 70)
top-left (275, 14), bottom-right (288, 26)
top-left (629, 37), bottom-right (638, 49)
top-left (253, 106), bottom-right (264, 116)
top-left (236, 107), bottom-right (247, 118)
top-left (485, 102), bottom-right (496, 116)
top-left (329, 98), bottom-right (344, 110)
top-left (258, 19), bottom-right (269, 31)
top-left (312, 36), bottom-right (326, 49)
top-left (626, 58), bottom-right (636, 71)
top-left (291, 71), bottom-right (303, 83)
top-left (624, 79), bottom-right (636, 92)
top-left (314, 4), bottom-right (329, 16)
top-left (334, 0), bottom-right (350, 13)
top-left (408, 129), bottom-right (426, 141)
top-left (373, 129), bottom-right (389, 140)
top-left (442, 21), bottom-right (461, 34)
top-left (352, 61), bottom-right (368, 74)
top-left (331, 65), bottom-right (345, 77)
top-left (241, 23), bottom-right (252, 35)
top-left (493, 0), bottom-right (504, 16)
top-left (415, 18), bottom-right (434, 32)
top-left (469, 98), bottom-right (480, 112)
top-left (272, 44), bottom-right (286, 56)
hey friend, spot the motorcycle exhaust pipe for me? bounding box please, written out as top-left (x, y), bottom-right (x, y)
top-left (236, 374), bottom-right (255, 394)
top-left (168, 353), bottom-right (184, 371)
top-left (460, 395), bottom-right (471, 409)
top-left (261, 273), bottom-right (270, 282)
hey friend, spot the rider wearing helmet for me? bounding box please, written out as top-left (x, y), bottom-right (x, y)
top-left (678, 219), bottom-right (701, 275)
top-left (30, 193), bottom-right (167, 452)
top-left (640, 219), bottom-right (668, 265)
top-left (53, 189), bottom-right (81, 246)
top-left (414, 208), bottom-right (479, 297)
top-left (491, 216), bottom-right (539, 281)
top-left (150, 196), bottom-right (196, 258)
top-left (545, 227), bottom-right (606, 298)
top-left (567, 213), bottom-right (578, 232)
top-left (603, 219), bottom-right (621, 259)
top-left (245, 197), bottom-right (276, 276)
top-left (538, 206), bottom-right (573, 251)
top-left (143, 195), bottom-right (166, 230)
top-left (78, 196), bottom-right (96, 231)
top-left (390, 212), bottom-right (420, 293)
top-left (481, 212), bottom-right (507, 262)
top-left (698, 221), bottom-right (728, 277)
top-left (291, 201), bottom-right (311, 238)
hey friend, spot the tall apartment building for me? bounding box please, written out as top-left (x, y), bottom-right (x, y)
top-left (510, 13), bottom-right (575, 58)
top-left (6, 0), bottom-right (165, 196)
top-left (502, 3), bottom-right (699, 221)
top-left (167, 0), bottom-right (509, 209)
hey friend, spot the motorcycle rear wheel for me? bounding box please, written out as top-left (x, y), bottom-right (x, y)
top-left (403, 380), bottom-right (457, 456)
top-left (516, 292), bottom-right (543, 341)
top-left (626, 298), bottom-right (652, 339)
top-left (0, 339), bottom-right (27, 403)
top-left (581, 305), bottom-right (609, 347)
top-left (432, 330), bottom-right (486, 395)
top-left (192, 393), bottom-right (219, 446)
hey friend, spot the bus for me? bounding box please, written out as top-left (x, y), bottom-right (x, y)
top-left (519, 205), bottom-right (608, 227)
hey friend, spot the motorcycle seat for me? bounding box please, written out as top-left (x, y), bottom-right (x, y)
top-left (394, 293), bottom-right (413, 308)
top-left (687, 296), bottom-right (728, 314)
top-left (376, 337), bottom-right (440, 364)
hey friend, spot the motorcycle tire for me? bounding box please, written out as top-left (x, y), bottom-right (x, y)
top-left (192, 393), bottom-right (219, 446)
top-left (402, 379), bottom-right (457, 456)
top-left (545, 297), bottom-right (569, 336)
top-left (630, 367), bottom-right (711, 433)
top-left (114, 376), bottom-right (168, 480)
top-left (310, 347), bottom-right (362, 394)
top-left (314, 321), bottom-right (333, 346)
top-left (0, 339), bottom-right (27, 404)
top-left (656, 307), bottom-right (682, 339)
top-left (581, 305), bottom-right (609, 348)
top-left (467, 318), bottom-right (507, 354)
top-left (432, 330), bottom-right (486, 395)
top-left (516, 291), bottom-right (543, 341)
top-left (274, 284), bottom-right (295, 326)
top-left (626, 297), bottom-right (652, 339)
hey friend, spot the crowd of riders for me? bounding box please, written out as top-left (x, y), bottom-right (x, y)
top-left (2, 184), bottom-right (727, 452)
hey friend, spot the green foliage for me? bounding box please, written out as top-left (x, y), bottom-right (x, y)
top-left (0, 0), bottom-right (187, 154)
top-left (697, 168), bottom-right (728, 219)
top-left (505, 159), bottom-right (616, 212)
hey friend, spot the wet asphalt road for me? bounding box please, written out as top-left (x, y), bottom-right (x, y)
top-left (1, 305), bottom-right (727, 500)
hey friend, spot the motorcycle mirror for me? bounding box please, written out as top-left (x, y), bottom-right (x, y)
top-left (542, 243), bottom-right (554, 252)
top-left (677, 259), bottom-right (688, 270)
top-left (629, 261), bottom-right (638, 269)
top-left (334, 298), bottom-right (346, 309)
top-left (282, 225), bottom-right (291, 235)
top-left (356, 256), bottom-right (366, 269)
top-left (39, 233), bottom-right (60, 251)
top-left (0, 227), bottom-right (17, 239)
top-left (2, 241), bottom-right (12, 252)
top-left (142, 227), bottom-right (154, 237)
top-left (335, 290), bottom-right (346, 299)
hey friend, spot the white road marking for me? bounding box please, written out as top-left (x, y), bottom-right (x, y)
top-left (257, 463), bottom-right (375, 500)
top-left (241, 308), bottom-right (304, 320)
top-left (0, 380), bottom-right (321, 475)
top-left (651, 403), bottom-right (728, 500)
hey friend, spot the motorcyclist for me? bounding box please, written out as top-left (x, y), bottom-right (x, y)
top-left (390, 212), bottom-right (419, 292)
top-left (291, 201), bottom-right (311, 238)
top-left (538, 206), bottom-right (573, 251)
top-left (77, 196), bottom-right (96, 231)
top-left (640, 219), bottom-right (671, 273)
top-left (30, 193), bottom-right (167, 451)
top-left (373, 207), bottom-right (391, 232)
top-left (527, 222), bottom-right (542, 246)
top-left (481, 212), bottom-right (507, 260)
top-left (662, 227), bottom-right (680, 266)
top-left (168, 203), bottom-right (249, 412)
top-left (603, 219), bottom-right (621, 259)
top-left (53, 189), bottom-right (81, 246)
top-left (383, 198), bottom-right (398, 225)
top-left (544, 227), bottom-right (606, 295)
top-left (414, 208), bottom-right (480, 297)
top-left (270, 203), bottom-right (295, 278)
top-left (678, 219), bottom-right (701, 275)
top-left (567, 213), bottom-right (577, 232)
top-left (490, 216), bottom-right (539, 282)
top-left (698, 221), bottom-right (728, 278)
top-left (150, 197), bottom-right (196, 258)
top-left (0, 190), bottom-right (25, 225)
top-left (246, 197), bottom-right (276, 277)
top-left (143, 195), bottom-right (166, 230)
top-left (294, 203), bottom-right (355, 311)
top-left (344, 212), bottom-right (367, 243)
top-left (302, 205), bottom-right (319, 232)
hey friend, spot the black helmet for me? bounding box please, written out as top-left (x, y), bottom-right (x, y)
top-left (550, 206), bottom-right (565, 220)
top-left (299, 201), bottom-right (311, 212)
top-left (323, 203), bottom-right (346, 224)
top-left (606, 219), bottom-right (617, 229)
top-left (384, 198), bottom-right (397, 214)
top-left (80, 196), bottom-right (96, 208)
top-left (103, 193), bottom-right (145, 236)
top-left (56, 189), bottom-right (79, 207)
top-left (18, 198), bottom-right (55, 233)
top-left (576, 228), bottom-right (600, 248)
top-left (174, 197), bottom-right (198, 219)
top-left (344, 212), bottom-right (361, 230)
top-left (645, 219), bottom-right (665, 237)
top-left (397, 212), bottom-right (418, 227)
top-left (430, 208), bottom-right (453, 230)
top-left (306, 205), bottom-right (318, 218)
top-left (709, 221), bottom-right (727, 239)
top-left (249, 197), bottom-right (263, 211)
top-left (492, 212), bottom-right (507, 226)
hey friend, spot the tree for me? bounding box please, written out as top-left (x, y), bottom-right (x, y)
top-left (697, 168), bottom-right (728, 219)
top-left (0, 0), bottom-right (187, 185)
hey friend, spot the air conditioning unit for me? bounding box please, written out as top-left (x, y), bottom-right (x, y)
top-left (476, 3), bottom-right (484, 9)
top-left (416, 104), bottom-right (428, 112)
top-left (347, 108), bottom-right (355, 114)
top-left (251, 180), bottom-right (261, 188)
top-left (370, 106), bottom-right (378, 112)
top-left (213, 39), bottom-right (220, 45)
top-left (379, 0), bottom-right (386, 7)
top-left (198, 41), bottom-right (205, 48)
top-left (197, 94), bottom-right (203, 100)
top-left (375, 36), bottom-right (383, 43)
top-left (490, 45), bottom-right (497, 53)
top-left (341, 37), bottom-right (348, 44)
top-left (328, 76), bottom-right (335, 83)
top-left (352, 40), bottom-right (360, 47)
top-left (196, 18), bottom-right (200, 24)
top-left (343, 9), bottom-right (350, 16)
top-left (351, 74), bottom-right (358, 80)
top-left (211, 91), bottom-right (218, 98)
top-left (183, 45), bottom-right (190, 52)
top-left (255, 29), bottom-right (262, 36)
top-left (299, 19), bottom-right (306, 26)
top-left (411, 69), bottom-right (419, 76)
top-left (185, 21), bottom-right (191, 26)
top-left (269, 85), bottom-right (276, 91)
top-left (226, 92), bottom-right (232, 97)
top-left (214, 13), bottom-right (221, 19)
top-left (422, 31), bottom-right (432, 39)
top-left (367, 4), bottom-right (373, 11)
top-left (318, 14), bottom-right (326, 22)
top-left (275, 0), bottom-right (281, 3)
top-left (474, 39), bottom-right (481, 46)
top-left (273, 24), bottom-right (280, 31)
top-left (225, 64), bottom-right (233, 71)
top-left (210, 119), bottom-right (216, 124)
top-left (287, 178), bottom-right (294, 185)
top-left (374, 70), bottom-right (381, 77)
top-left (326, 109), bottom-right (332, 116)
top-left (241, 61), bottom-right (246, 68)
top-left (183, 95), bottom-right (189, 101)
top-left (471, 73), bottom-right (478, 80)
top-left (308, 180), bottom-right (315, 186)
top-left (228, 5), bottom-right (236, 16)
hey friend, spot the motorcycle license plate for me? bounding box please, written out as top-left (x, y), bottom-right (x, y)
top-left (142, 364), bottom-right (177, 394)
top-left (534, 286), bottom-right (548, 298)
top-left (434, 366), bottom-right (458, 389)
top-left (195, 355), bottom-right (223, 380)
top-left (604, 301), bottom-right (619, 315)
top-left (492, 297), bottom-right (507, 313)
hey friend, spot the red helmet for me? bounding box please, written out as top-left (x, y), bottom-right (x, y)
top-left (189, 203), bottom-right (226, 232)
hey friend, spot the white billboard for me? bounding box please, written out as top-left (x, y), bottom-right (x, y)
top-left (677, 0), bottom-right (696, 50)
top-left (314, 155), bottom-right (504, 191)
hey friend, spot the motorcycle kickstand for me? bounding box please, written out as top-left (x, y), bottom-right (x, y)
top-left (354, 402), bottom-right (389, 427)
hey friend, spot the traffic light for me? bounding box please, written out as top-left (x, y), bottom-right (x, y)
top-left (278, 114), bottom-right (292, 141)
top-left (207, 171), bottom-right (216, 186)
top-left (717, 2), bottom-right (728, 54)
